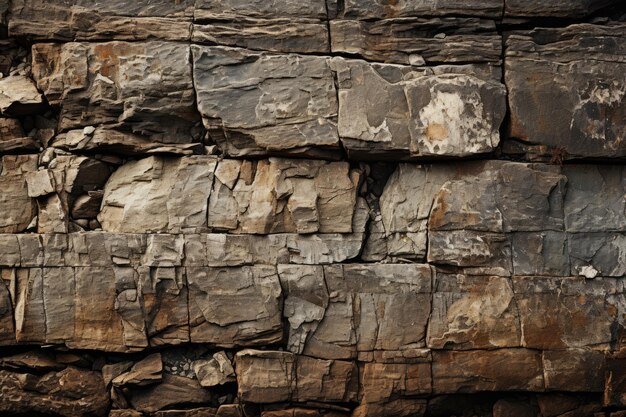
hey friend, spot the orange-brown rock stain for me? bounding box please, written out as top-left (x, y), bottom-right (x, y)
top-left (425, 123), bottom-right (449, 142)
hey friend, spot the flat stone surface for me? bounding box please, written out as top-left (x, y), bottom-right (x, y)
top-left (432, 349), bottom-right (545, 393)
top-left (193, 46), bottom-right (340, 158)
top-left (99, 156), bottom-right (217, 233)
top-left (187, 266), bottom-right (283, 347)
top-left (302, 264), bottom-right (433, 360)
top-left (506, 24), bottom-right (626, 159)
top-left (333, 59), bottom-right (506, 159)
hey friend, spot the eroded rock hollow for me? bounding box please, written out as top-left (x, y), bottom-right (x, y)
top-left (0, 1), bottom-right (625, 416)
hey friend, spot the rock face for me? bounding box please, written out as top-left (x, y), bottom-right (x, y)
top-left (506, 24), bottom-right (626, 159)
top-left (0, 1), bottom-right (625, 417)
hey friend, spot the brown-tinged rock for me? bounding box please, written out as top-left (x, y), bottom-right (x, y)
top-left (513, 277), bottom-right (621, 350)
top-left (0, 366), bottom-right (109, 417)
top-left (127, 373), bottom-right (213, 413)
top-left (432, 349), bottom-right (545, 393)
top-left (188, 266), bottom-right (283, 347)
top-left (99, 156), bottom-right (217, 233)
top-left (427, 273), bottom-right (520, 349)
top-left (32, 41), bottom-right (201, 144)
top-left (506, 24), bottom-right (626, 159)
top-left (207, 158), bottom-right (358, 234)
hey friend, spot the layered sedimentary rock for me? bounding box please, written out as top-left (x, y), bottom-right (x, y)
top-left (0, 1), bottom-right (625, 416)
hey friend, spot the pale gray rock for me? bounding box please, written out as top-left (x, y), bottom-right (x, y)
top-left (32, 41), bottom-right (201, 144)
top-left (562, 165), bottom-right (625, 233)
top-left (187, 266), bottom-right (283, 347)
top-left (568, 233), bottom-right (626, 277)
top-left (99, 156), bottom-right (217, 233)
top-left (0, 76), bottom-right (44, 115)
top-left (193, 351), bottom-right (236, 387)
top-left (376, 164), bottom-right (453, 260)
top-left (511, 231), bottom-right (570, 276)
top-left (207, 158), bottom-right (359, 234)
top-left (427, 230), bottom-right (513, 276)
top-left (192, 46), bottom-right (340, 158)
top-left (505, 23), bottom-right (626, 159)
top-left (332, 58), bottom-right (506, 159)
top-left (330, 18), bottom-right (501, 65)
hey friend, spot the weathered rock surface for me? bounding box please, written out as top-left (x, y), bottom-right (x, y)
top-left (99, 156), bottom-right (217, 233)
top-left (10, 0), bottom-right (194, 41)
top-left (334, 0), bottom-right (504, 19)
top-left (188, 266), bottom-right (283, 347)
top-left (32, 41), bottom-right (202, 144)
top-left (301, 264), bottom-right (433, 360)
top-left (193, 0), bottom-right (328, 53)
top-left (0, 75), bottom-right (44, 115)
top-left (1, 1), bottom-right (625, 416)
top-left (193, 46), bottom-right (339, 158)
top-left (330, 18), bottom-right (501, 65)
top-left (236, 349), bottom-right (358, 403)
top-left (0, 366), bottom-right (109, 416)
top-left (504, 0), bottom-right (622, 17)
top-left (208, 158), bottom-right (359, 234)
top-left (432, 349), bottom-right (545, 393)
top-left (506, 24), bottom-right (626, 159)
top-left (333, 59), bottom-right (506, 159)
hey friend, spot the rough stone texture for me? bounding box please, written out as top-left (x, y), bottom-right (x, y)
top-left (0, 1), bottom-right (625, 416)
top-left (99, 156), bottom-right (217, 233)
top-left (506, 24), bottom-right (626, 159)
top-left (188, 266), bottom-right (283, 347)
top-left (32, 41), bottom-right (202, 145)
top-left (193, 46), bottom-right (340, 158)
top-left (333, 59), bottom-right (506, 160)
top-left (330, 18), bottom-right (501, 65)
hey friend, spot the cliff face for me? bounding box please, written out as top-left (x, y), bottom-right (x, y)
top-left (0, 1), bottom-right (625, 417)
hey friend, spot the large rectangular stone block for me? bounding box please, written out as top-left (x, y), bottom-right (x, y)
top-left (505, 24), bottom-right (626, 159)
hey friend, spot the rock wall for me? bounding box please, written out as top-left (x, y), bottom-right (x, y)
top-left (0, 1), bottom-right (625, 417)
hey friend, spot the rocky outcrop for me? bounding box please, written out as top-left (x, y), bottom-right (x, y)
top-left (0, 1), bottom-right (625, 416)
